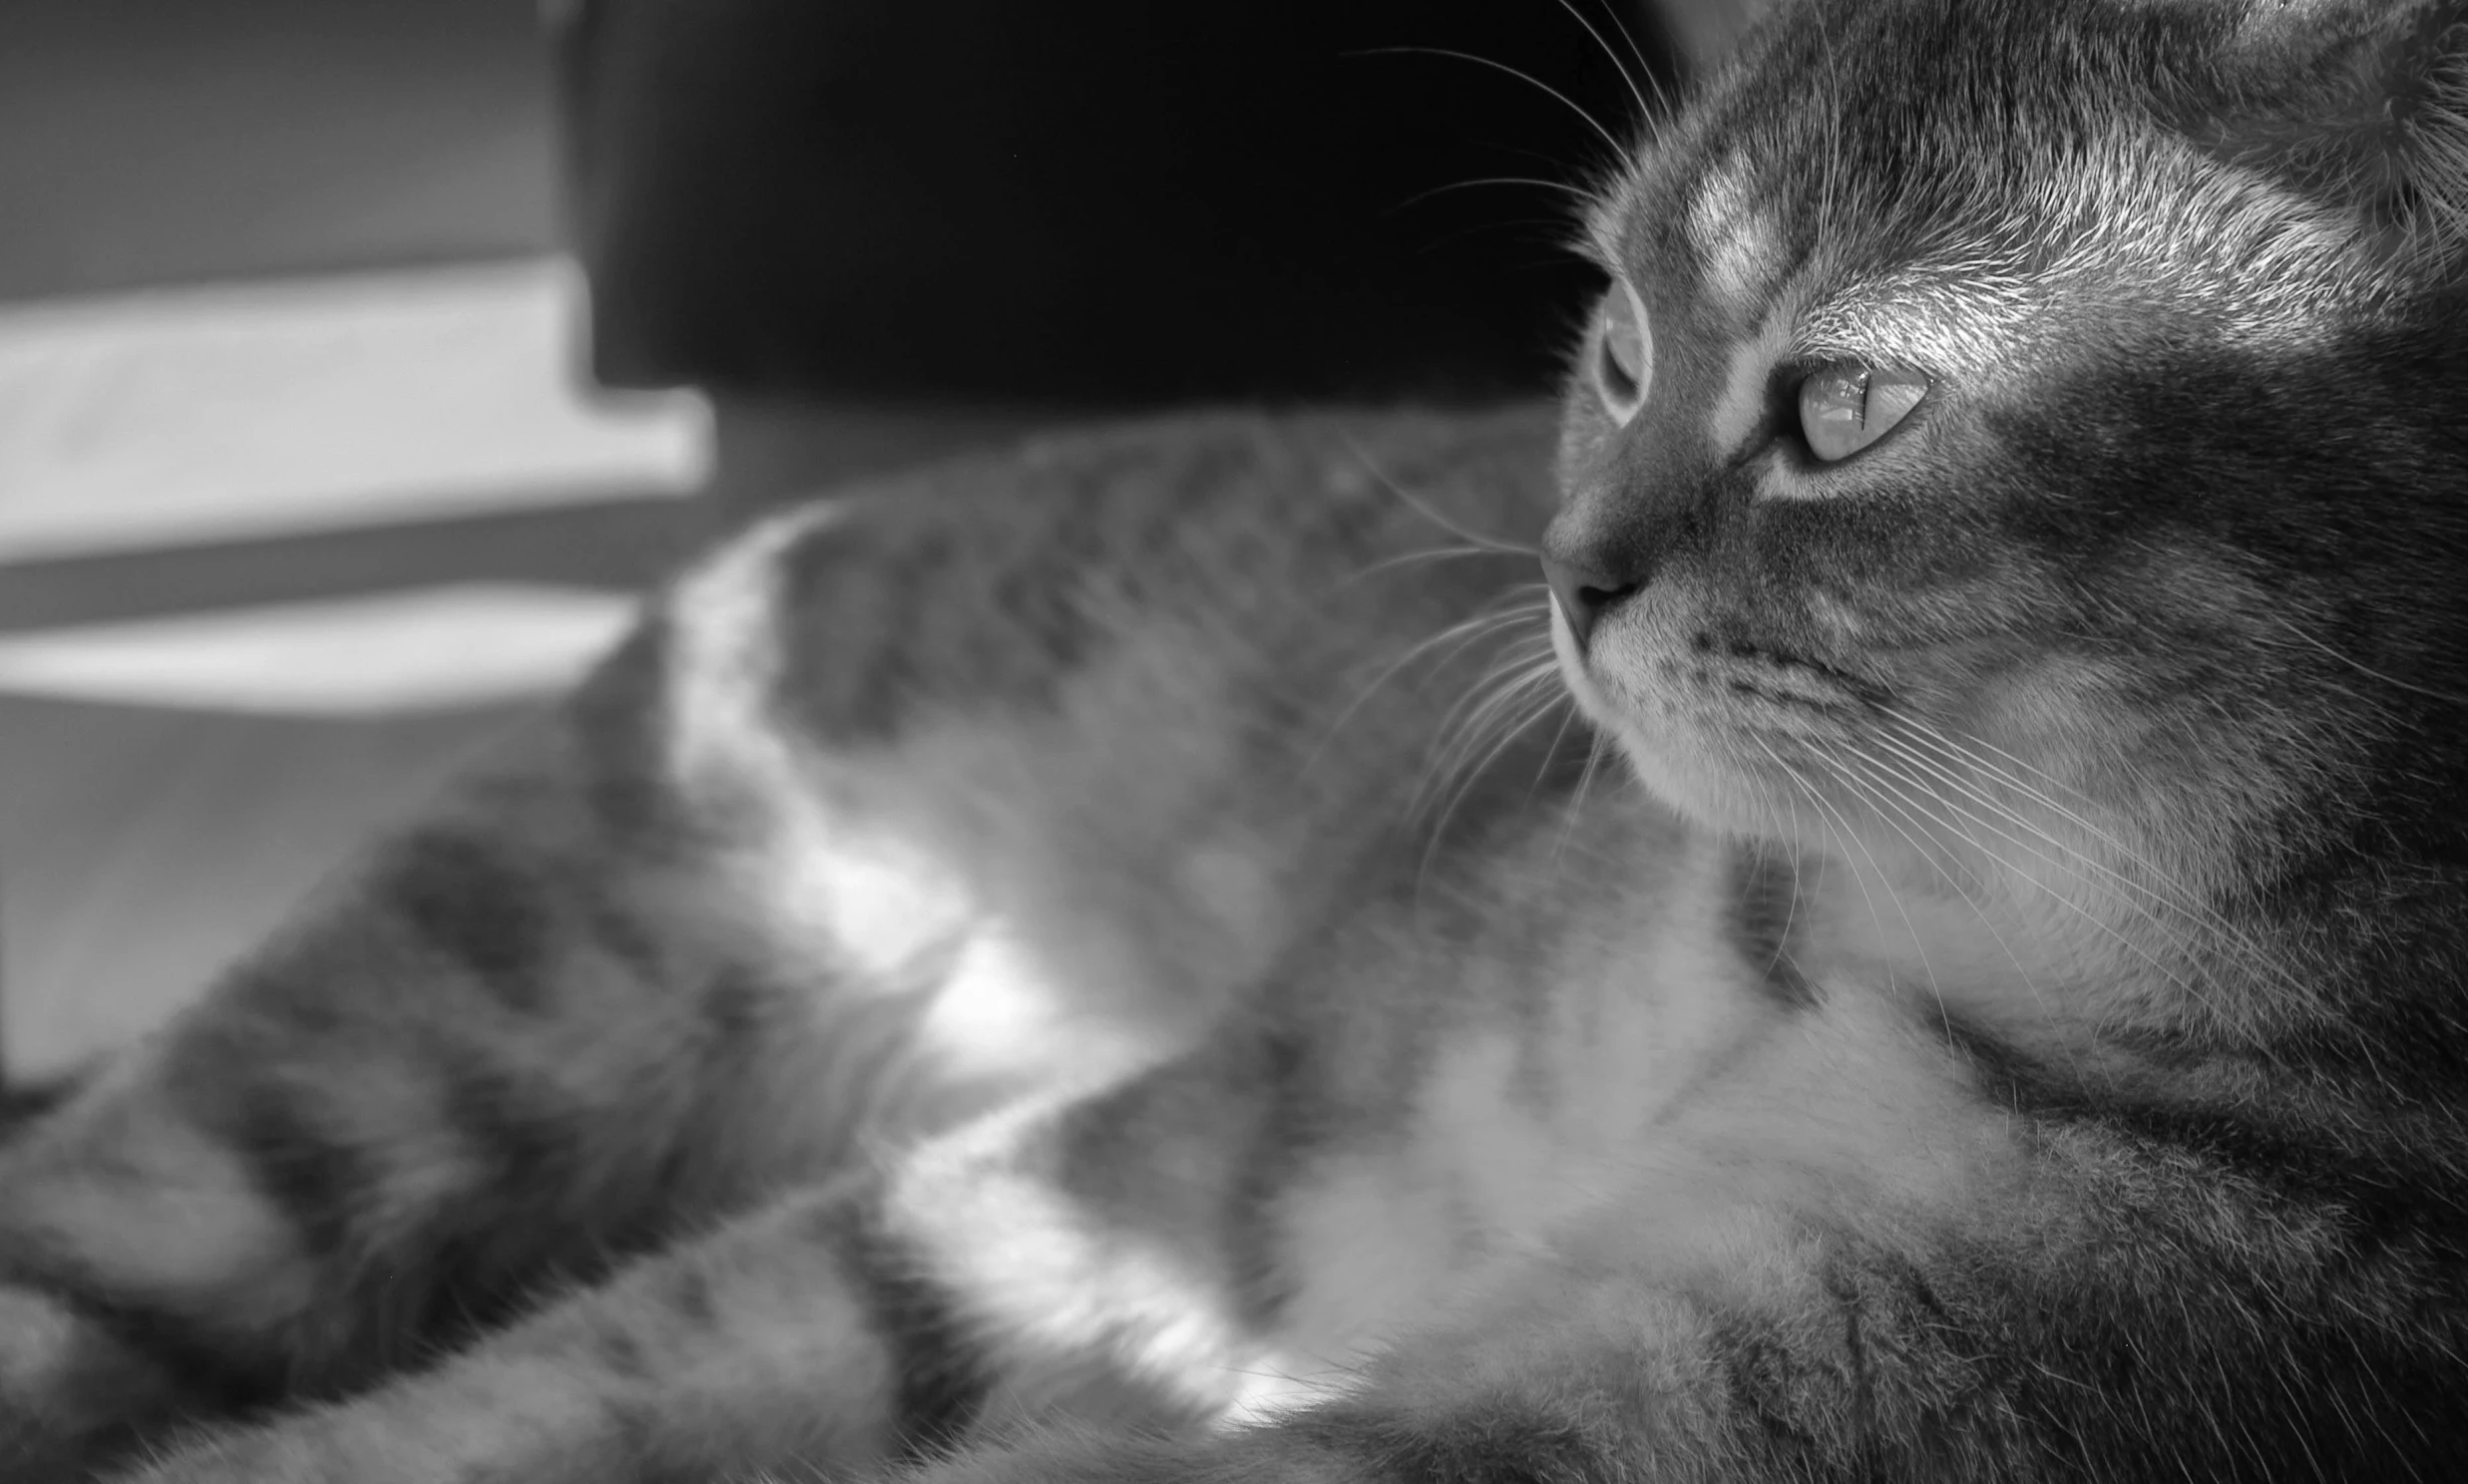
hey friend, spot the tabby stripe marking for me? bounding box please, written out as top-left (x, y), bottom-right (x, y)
top-left (377, 827), bottom-right (560, 1012)
top-left (1935, 1010), bottom-right (2468, 1263)
top-left (814, 1199), bottom-right (995, 1461)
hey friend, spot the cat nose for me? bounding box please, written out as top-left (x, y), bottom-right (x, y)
top-left (1540, 553), bottom-right (1640, 649)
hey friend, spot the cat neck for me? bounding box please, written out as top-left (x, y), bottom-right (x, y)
top-left (1772, 799), bottom-right (2468, 1090)
top-left (1767, 813), bottom-right (2298, 1065)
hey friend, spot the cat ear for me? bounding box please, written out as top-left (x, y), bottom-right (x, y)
top-left (2191, 0), bottom-right (2468, 264)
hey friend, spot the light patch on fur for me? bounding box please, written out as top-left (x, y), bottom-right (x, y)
top-left (1686, 988), bottom-right (1999, 1206)
top-left (1708, 312), bottom-right (1795, 462)
top-left (1541, 987), bottom-right (2006, 1291)
top-left (771, 813), bottom-right (978, 982)
top-left (17, 1090), bottom-right (311, 1316)
top-left (743, 608), bottom-right (1304, 1099)
top-left (1420, 1035), bottom-right (1571, 1249)
top-left (887, 622), bottom-right (1286, 1035)
top-left (1245, 1159), bottom-right (1457, 1422)
top-left (898, 1117), bottom-right (1258, 1424)
top-left (1245, 900), bottom-right (1775, 1423)
top-left (0, 1288), bottom-right (82, 1395)
top-left (1548, 868), bottom-right (1772, 1142)
top-left (1803, 587), bottom-right (1871, 645)
top-left (662, 506), bottom-right (830, 792)
top-left (1688, 155), bottom-right (1788, 315)
top-left (916, 923), bottom-right (1163, 1089)
top-left (858, 713), bottom-right (1268, 1089)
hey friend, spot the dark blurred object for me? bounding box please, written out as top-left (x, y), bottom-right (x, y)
top-left (556, 0), bottom-right (1679, 411)
top-left (0, 1067), bottom-right (77, 1142)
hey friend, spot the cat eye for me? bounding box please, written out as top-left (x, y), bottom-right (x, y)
top-left (1797, 363), bottom-right (1928, 461)
top-left (1592, 279), bottom-right (1652, 425)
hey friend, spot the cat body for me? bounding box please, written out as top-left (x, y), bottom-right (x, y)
top-left (8, 0), bottom-right (2468, 1480)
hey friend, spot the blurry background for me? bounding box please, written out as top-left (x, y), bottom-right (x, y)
top-left (0, 0), bottom-right (701, 1075)
top-left (0, 0), bottom-right (1718, 1078)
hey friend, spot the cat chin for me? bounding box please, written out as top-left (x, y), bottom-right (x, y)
top-left (1582, 716), bottom-right (1785, 844)
top-left (1553, 604), bottom-right (1829, 846)
top-left (1554, 608), bottom-right (1770, 840)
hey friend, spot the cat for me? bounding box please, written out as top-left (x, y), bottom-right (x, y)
top-left (8, 0), bottom-right (2468, 1479)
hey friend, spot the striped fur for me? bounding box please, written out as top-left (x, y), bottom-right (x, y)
top-left (8, 2), bottom-right (2468, 1481)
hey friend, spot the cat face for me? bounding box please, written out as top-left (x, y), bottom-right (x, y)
top-left (1548, 0), bottom-right (2468, 895)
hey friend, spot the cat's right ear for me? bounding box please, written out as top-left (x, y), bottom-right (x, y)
top-left (2191, 0), bottom-right (2468, 269)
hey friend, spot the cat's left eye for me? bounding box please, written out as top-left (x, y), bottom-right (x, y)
top-left (1798, 363), bottom-right (1928, 461)
top-left (1592, 279), bottom-right (1653, 425)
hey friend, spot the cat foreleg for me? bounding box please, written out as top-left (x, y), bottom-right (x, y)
top-left (83, 1184), bottom-right (943, 1484)
top-left (899, 1131), bottom-right (2465, 1484)
top-left (0, 697), bottom-right (924, 1478)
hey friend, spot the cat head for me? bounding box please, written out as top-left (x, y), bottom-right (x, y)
top-left (1547, 0), bottom-right (2468, 921)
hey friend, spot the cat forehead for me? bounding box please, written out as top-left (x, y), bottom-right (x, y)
top-left (1601, 6), bottom-right (2130, 234)
top-left (1583, 0), bottom-right (2422, 359)
top-left (1588, 146), bottom-right (1792, 290)
top-left (1585, 139), bottom-right (2049, 377)
top-left (1585, 13), bottom-right (2066, 295)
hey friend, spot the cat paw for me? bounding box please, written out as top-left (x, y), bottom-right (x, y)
top-left (0, 1288), bottom-right (112, 1483)
top-left (0, 1284), bottom-right (221, 1484)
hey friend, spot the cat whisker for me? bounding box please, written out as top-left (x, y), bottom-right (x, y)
top-left (1827, 743), bottom-right (1976, 892)
top-left (1427, 676), bottom-right (1566, 838)
top-left (1871, 711), bottom-right (2302, 1000)
top-left (2266, 612), bottom-right (2468, 710)
top-left (1533, 693), bottom-right (1585, 796)
top-left (1863, 725), bottom-right (2186, 918)
top-left (1544, 0), bottom-right (1655, 130)
top-left (1414, 659), bottom-right (1569, 909)
top-left (1799, 751), bottom-right (1948, 1020)
top-left (1742, 788), bottom-right (1809, 987)
top-left (1338, 432), bottom-right (1542, 557)
top-left (1843, 732), bottom-right (2231, 1014)
top-left (1422, 639), bottom-right (1558, 776)
top-left (1821, 747), bottom-right (2041, 1009)
top-left (1345, 543), bottom-right (1537, 585)
top-left (1392, 176), bottom-right (1603, 215)
top-left (1413, 644), bottom-right (1563, 823)
top-left (1304, 594), bottom-right (1548, 780)
top-left (1350, 46), bottom-right (1631, 165)
top-left (1810, 0), bottom-right (1845, 248)
top-left (1572, 0), bottom-right (1674, 121)
top-left (1554, 727), bottom-right (1611, 865)
top-left (1757, 738), bottom-right (1896, 987)
top-left (1826, 742), bottom-right (2086, 1068)
top-left (1411, 607), bottom-right (1554, 729)
top-left (1857, 731), bottom-right (2192, 922)
top-left (1873, 705), bottom-right (2173, 881)
top-left (1874, 710), bottom-right (2249, 933)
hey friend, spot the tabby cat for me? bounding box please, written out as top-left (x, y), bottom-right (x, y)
top-left (7, 0), bottom-right (2468, 1478)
